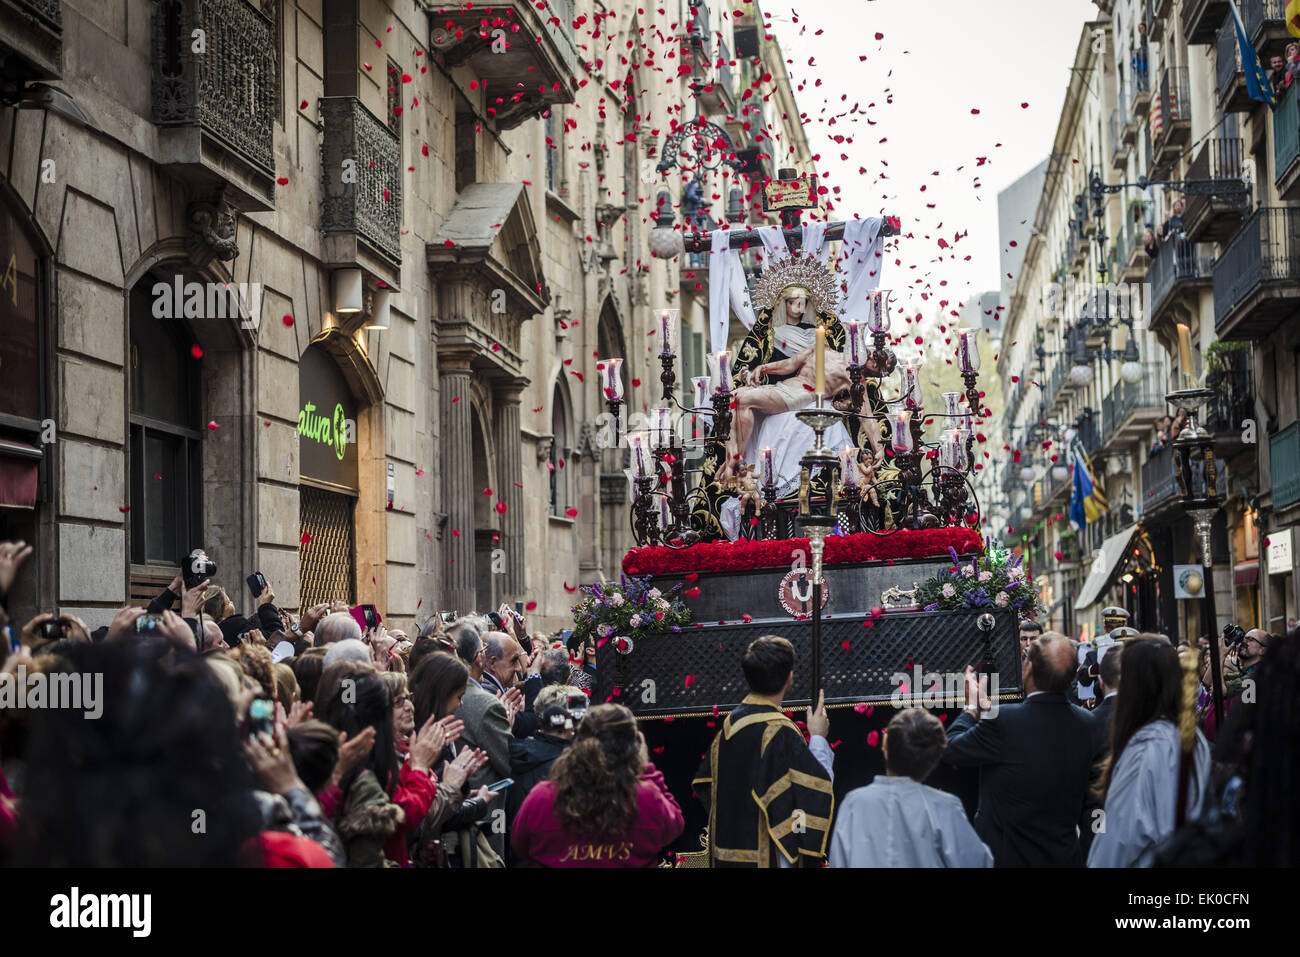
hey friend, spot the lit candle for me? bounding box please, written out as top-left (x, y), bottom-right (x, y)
top-left (815, 324), bottom-right (826, 396)
top-left (891, 411), bottom-right (914, 453)
top-left (868, 290), bottom-right (891, 333)
top-left (712, 351), bottom-right (731, 393)
top-left (691, 376), bottom-right (711, 410)
top-left (839, 446), bottom-right (860, 486)
top-left (650, 407), bottom-right (672, 449)
top-left (660, 309), bottom-right (678, 357)
top-left (958, 329), bottom-right (980, 373)
top-left (760, 447), bottom-right (775, 486)
top-left (629, 432), bottom-right (650, 477)
top-left (847, 319), bottom-right (863, 366)
top-left (1176, 323), bottom-right (1194, 381)
top-left (600, 357), bottom-right (624, 401)
top-left (901, 360), bottom-right (921, 410)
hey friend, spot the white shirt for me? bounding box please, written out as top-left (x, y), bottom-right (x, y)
top-left (829, 775), bottom-right (993, 868)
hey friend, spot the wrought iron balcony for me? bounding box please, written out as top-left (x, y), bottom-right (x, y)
top-left (1243, 0), bottom-right (1290, 60)
top-left (1101, 367), bottom-right (1168, 449)
top-left (1151, 67), bottom-right (1192, 177)
top-left (1270, 421), bottom-right (1300, 510)
top-left (1203, 363), bottom-right (1255, 452)
top-left (151, 0), bottom-right (276, 209)
top-left (1141, 448), bottom-right (1181, 516)
top-left (1183, 137), bottom-right (1250, 243)
top-left (1115, 200), bottom-right (1154, 282)
top-left (319, 96), bottom-right (402, 270)
top-left (699, 39), bottom-right (736, 116)
top-left (424, 0), bottom-right (579, 129)
top-left (1275, 80), bottom-right (1300, 200)
top-left (1148, 236), bottom-right (1213, 330)
top-left (1213, 206), bottom-right (1300, 340)
top-left (1109, 109), bottom-right (1128, 171)
top-left (1217, 16), bottom-right (1255, 114)
top-left (1130, 62), bottom-right (1152, 117)
top-left (0, 0), bottom-right (63, 78)
top-left (1184, 0), bottom-right (1230, 44)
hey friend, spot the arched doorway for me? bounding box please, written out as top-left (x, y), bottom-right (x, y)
top-left (298, 342), bottom-right (360, 607)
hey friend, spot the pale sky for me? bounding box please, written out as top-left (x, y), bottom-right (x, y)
top-left (770, 0), bottom-right (1102, 347)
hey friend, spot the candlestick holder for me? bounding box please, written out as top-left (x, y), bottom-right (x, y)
top-left (848, 363), bottom-right (866, 419)
top-left (631, 474), bottom-right (660, 546)
top-left (868, 332), bottom-right (895, 378)
top-left (794, 395), bottom-right (844, 705)
top-left (838, 480), bottom-right (863, 534)
top-left (606, 396), bottom-right (623, 443)
top-left (961, 369), bottom-right (983, 419)
top-left (659, 353), bottom-right (676, 404)
top-left (710, 390), bottom-right (733, 444)
top-left (760, 482), bottom-right (780, 540)
top-left (667, 447), bottom-right (700, 546)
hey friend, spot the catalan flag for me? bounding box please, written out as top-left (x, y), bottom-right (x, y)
top-left (1289, 0), bottom-right (1300, 40)
top-left (1070, 443), bottom-right (1108, 531)
top-left (1231, 1), bottom-right (1277, 106)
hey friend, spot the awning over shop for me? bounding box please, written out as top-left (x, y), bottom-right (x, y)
top-left (1233, 562), bottom-right (1259, 587)
top-left (0, 438), bottom-right (40, 509)
top-left (1074, 525), bottom-right (1137, 615)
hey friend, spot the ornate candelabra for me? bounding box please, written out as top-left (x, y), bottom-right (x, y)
top-left (1165, 383), bottom-right (1226, 727)
top-left (630, 474), bottom-right (661, 546)
top-left (795, 395), bottom-right (846, 704)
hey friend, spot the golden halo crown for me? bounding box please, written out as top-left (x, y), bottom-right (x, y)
top-left (752, 253), bottom-right (841, 317)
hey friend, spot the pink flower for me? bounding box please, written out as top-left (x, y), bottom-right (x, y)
top-left (978, 571), bottom-right (993, 583)
top-left (995, 591), bottom-right (1010, 608)
top-left (942, 583), bottom-right (957, 598)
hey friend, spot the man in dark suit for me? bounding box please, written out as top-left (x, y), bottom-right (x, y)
top-left (453, 626), bottom-right (516, 857)
top-left (944, 632), bottom-right (1103, 867)
top-left (1078, 641), bottom-right (1123, 858)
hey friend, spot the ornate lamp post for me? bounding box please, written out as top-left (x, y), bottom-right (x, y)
top-left (1165, 382), bottom-right (1226, 727)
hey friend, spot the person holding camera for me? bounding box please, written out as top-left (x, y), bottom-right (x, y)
top-left (512, 703), bottom-right (683, 867)
top-left (507, 684), bottom-right (586, 825)
top-left (566, 631), bottom-right (598, 693)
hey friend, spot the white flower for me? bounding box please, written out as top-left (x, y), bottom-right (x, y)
top-left (942, 583), bottom-right (957, 598)
top-left (609, 594), bottom-right (625, 607)
top-left (648, 588), bottom-right (662, 600)
top-left (597, 624), bottom-right (614, 637)
top-left (960, 565), bottom-right (975, 578)
top-left (655, 598), bottom-right (670, 611)
top-left (995, 591), bottom-right (1010, 608)
top-left (1008, 566), bottom-right (1025, 581)
top-left (978, 571), bottom-right (993, 583)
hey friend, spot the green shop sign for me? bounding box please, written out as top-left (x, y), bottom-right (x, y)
top-left (298, 344), bottom-right (358, 490)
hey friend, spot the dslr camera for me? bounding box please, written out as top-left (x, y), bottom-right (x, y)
top-left (540, 692), bottom-right (591, 734)
top-left (1222, 623), bottom-right (1248, 648)
top-left (181, 548), bottom-right (217, 589)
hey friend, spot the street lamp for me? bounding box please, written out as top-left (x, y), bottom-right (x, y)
top-left (1165, 382), bottom-right (1226, 727)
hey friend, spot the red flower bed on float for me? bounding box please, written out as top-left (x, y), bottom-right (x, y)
top-left (623, 527), bottom-right (983, 577)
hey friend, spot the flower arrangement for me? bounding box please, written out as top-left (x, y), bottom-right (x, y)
top-left (622, 527), bottom-right (982, 577)
top-left (915, 539), bottom-right (1042, 615)
top-left (570, 575), bottom-right (693, 650)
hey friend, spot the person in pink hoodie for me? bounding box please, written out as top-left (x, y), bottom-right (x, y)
top-left (512, 704), bottom-right (683, 867)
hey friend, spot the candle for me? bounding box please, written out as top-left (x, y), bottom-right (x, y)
top-left (891, 411), bottom-right (914, 453)
top-left (1176, 323), bottom-right (1194, 381)
top-left (659, 309), bottom-right (678, 357)
top-left (868, 290), bottom-right (891, 333)
top-left (600, 357), bottom-right (624, 401)
top-left (901, 360), bottom-right (921, 410)
top-left (650, 407), bottom-right (671, 449)
top-left (954, 429), bottom-right (970, 470)
top-left (629, 432), bottom-right (650, 477)
top-left (659, 494), bottom-right (673, 529)
top-left (941, 391), bottom-right (963, 417)
top-left (691, 376), bottom-right (711, 410)
top-left (712, 351), bottom-right (731, 393)
top-left (814, 324), bottom-right (826, 396)
top-left (760, 447), bottom-right (775, 486)
top-left (847, 319), bottom-right (863, 366)
top-left (958, 329), bottom-right (980, 373)
top-left (938, 435), bottom-right (956, 470)
top-left (839, 446), bottom-right (860, 486)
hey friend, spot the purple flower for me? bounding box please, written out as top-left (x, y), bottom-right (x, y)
top-left (965, 587), bottom-right (990, 608)
top-left (947, 546), bottom-right (961, 565)
top-left (923, 602), bottom-right (940, 611)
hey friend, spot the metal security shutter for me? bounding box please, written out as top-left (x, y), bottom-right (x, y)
top-left (299, 484), bottom-right (356, 608)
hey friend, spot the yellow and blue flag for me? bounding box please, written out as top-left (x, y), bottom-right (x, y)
top-left (1288, 0), bottom-right (1300, 40)
top-left (1069, 443), bottom-right (1108, 531)
top-left (1232, 1), bottom-right (1277, 106)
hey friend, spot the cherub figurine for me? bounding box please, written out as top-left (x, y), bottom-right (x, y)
top-left (729, 463), bottom-right (763, 513)
top-left (857, 444), bottom-right (887, 507)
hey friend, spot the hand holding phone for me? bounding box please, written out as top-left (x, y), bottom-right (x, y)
top-left (485, 777), bottom-right (514, 793)
top-left (246, 572), bottom-right (270, 603)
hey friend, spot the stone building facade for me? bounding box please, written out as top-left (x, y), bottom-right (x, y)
top-left (0, 0), bottom-right (810, 633)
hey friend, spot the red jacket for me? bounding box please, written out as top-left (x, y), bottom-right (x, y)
top-left (320, 758), bottom-right (438, 867)
top-left (0, 766), bottom-right (16, 849)
top-left (511, 763), bottom-right (684, 867)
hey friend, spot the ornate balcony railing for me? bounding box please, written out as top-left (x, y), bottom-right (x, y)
top-left (151, 0), bottom-right (276, 177)
top-left (1274, 80), bottom-right (1300, 197)
top-left (319, 96), bottom-right (403, 268)
top-left (1101, 368), bottom-right (1167, 444)
top-left (1204, 365), bottom-right (1255, 439)
top-left (1213, 205), bottom-right (1300, 338)
top-left (1149, 235), bottom-right (1213, 324)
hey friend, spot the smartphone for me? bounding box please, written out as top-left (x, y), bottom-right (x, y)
top-left (349, 604), bottom-right (382, 632)
top-left (135, 614), bottom-right (164, 634)
top-left (439, 610), bottom-right (457, 624)
top-left (246, 572), bottom-right (268, 600)
top-left (485, 778), bottom-right (514, 793)
top-left (248, 697), bottom-right (275, 738)
top-left (515, 601), bottom-right (524, 616)
top-left (5, 626), bottom-right (20, 654)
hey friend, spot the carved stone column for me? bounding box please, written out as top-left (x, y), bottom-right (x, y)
top-left (494, 378), bottom-right (528, 603)
top-left (440, 356), bottom-right (476, 614)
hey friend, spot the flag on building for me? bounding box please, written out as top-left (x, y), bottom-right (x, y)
top-left (1069, 443), bottom-right (1109, 531)
top-left (1288, 0), bottom-right (1300, 40)
top-left (1231, 1), bottom-right (1278, 106)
